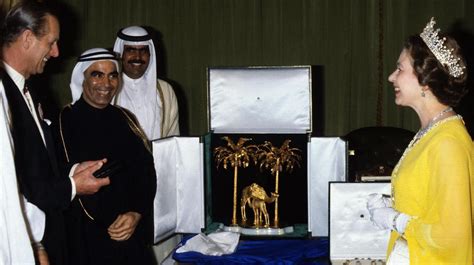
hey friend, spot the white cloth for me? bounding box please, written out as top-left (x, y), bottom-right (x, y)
top-left (175, 232), bottom-right (240, 256)
top-left (113, 26), bottom-right (179, 140)
top-left (70, 48), bottom-right (119, 103)
top-left (0, 91), bottom-right (35, 264)
top-left (1, 62), bottom-right (46, 245)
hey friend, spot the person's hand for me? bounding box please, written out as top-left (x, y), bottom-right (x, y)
top-left (35, 248), bottom-right (50, 265)
top-left (369, 207), bottom-right (411, 234)
top-left (368, 206), bottom-right (398, 230)
top-left (367, 193), bottom-right (392, 211)
top-left (73, 159), bottom-right (110, 195)
top-left (108, 212), bottom-right (142, 241)
top-left (75, 159), bottom-right (106, 173)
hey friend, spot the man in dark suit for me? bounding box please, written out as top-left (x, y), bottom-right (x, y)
top-left (0, 2), bottom-right (110, 264)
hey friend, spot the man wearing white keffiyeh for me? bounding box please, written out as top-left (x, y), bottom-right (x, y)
top-left (113, 26), bottom-right (180, 141)
top-left (55, 48), bottom-right (156, 265)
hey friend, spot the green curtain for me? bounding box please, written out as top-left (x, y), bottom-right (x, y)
top-left (47, 0), bottom-right (474, 136)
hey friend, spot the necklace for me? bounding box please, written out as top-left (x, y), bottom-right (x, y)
top-left (391, 113), bottom-right (460, 204)
top-left (413, 107), bottom-right (452, 141)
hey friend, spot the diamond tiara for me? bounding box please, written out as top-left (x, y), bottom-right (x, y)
top-left (419, 17), bottom-right (465, 78)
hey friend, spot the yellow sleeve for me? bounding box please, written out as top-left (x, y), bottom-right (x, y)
top-left (404, 135), bottom-right (472, 257)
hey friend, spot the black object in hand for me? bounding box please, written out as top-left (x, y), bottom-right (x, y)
top-left (93, 160), bottom-right (123, 178)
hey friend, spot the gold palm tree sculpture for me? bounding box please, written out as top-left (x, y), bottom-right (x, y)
top-left (214, 136), bottom-right (257, 226)
top-left (257, 139), bottom-right (302, 227)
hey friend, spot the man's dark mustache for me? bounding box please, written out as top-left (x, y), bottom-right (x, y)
top-left (127, 60), bottom-right (146, 64)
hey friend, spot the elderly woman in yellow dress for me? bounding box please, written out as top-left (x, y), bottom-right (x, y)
top-left (367, 18), bottom-right (473, 264)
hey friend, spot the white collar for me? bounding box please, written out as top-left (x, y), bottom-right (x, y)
top-left (2, 61), bottom-right (26, 93)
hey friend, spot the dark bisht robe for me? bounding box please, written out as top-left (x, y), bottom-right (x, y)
top-left (52, 97), bottom-right (157, 265)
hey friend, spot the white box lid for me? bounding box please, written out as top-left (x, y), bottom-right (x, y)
top-left (208, 66), bottom-right (312, 133)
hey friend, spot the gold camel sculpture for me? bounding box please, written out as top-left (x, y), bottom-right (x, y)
top-left (240, 183), bottom-right (278, 228)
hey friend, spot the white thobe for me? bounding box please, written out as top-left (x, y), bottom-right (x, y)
top-left (115, 77), bottom-right (179, 140)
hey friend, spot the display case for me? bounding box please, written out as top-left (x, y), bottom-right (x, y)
top-left (152, 66), bottom-right (346, 242)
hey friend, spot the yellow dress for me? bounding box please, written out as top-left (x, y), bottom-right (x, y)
top-left (388, 116), bottom-right (474, 264)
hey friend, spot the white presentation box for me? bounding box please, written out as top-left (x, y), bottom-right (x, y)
top-left (329, 182), bottom-right (391, 265)
top-left (152, 66), bottom-right (347, 243)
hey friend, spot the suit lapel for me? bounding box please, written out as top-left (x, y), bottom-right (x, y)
top-left (2, 74), bottom-right (58, 174)
top-left (42, 121), bottom-right (60, 177)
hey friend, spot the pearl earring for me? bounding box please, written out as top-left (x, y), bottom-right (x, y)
top-left (421, 91), bottom-right (426, 97)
